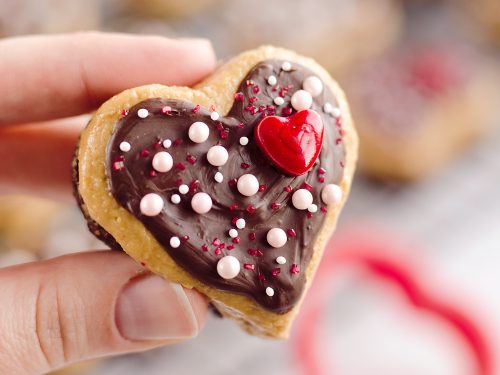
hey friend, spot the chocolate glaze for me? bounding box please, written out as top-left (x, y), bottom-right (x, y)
top-left (107, 60), bottom-right (346, 313)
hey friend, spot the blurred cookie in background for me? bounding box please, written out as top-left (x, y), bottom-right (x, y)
top-left (456, 0), bottom-right (500, 46)
top-left (344, 44), bottom-right (500, 182)
top-left (0, 0), bottom-right (100, 36)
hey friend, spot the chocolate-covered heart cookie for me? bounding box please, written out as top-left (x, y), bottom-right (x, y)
top-left (74, 46), bottom-right (357, 338)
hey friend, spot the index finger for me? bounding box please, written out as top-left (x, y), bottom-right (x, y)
top-left (0, 32), bottom-right (216, 125)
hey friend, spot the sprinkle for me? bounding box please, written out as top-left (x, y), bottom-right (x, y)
top-left (181, 235), bottom-right (189, 241)
top-left (318, 167), bottom-right (327, 175)
top-left (267, 228), bottom-right (287, 248)
top-left (267, 75), bottom-right (277, 86)
top-left (236, 218), bottom-right (246, 229)
top-left (246, 79), bottom-right (254, 86)
top-left (239, 137), bottom-right (249, 146)
top-left (241, 162), bottom-right (250, 169)
top-left (302, 76), bottom-right (323, 97)
top-left (140, 193), bottom-right (164, 216)
top-left (271, 202), bottom-right (281, 210)
top-left (170, 236), bottom-right (180, 248)
top-left (308, 204), bottom-right (318, 213)
top-left (173, 138), bottom-right (183, 146)
top-left (231, 217), bottom-right (239, 225)
top-left (292, 189), bottom-right (314, 210)
top-left (113, 161), bottom-right (124, 171)
top-left (119, 141), bottom-right (131, 152)
top-left (227, 245), bottom-right (235, 251)
top-left (252, 85), bottom-right (260, 94)
top-left (188, 121), bottom-right (210, 143)
top-left (266, 287), bottom-right (275, 297)
top-left (281, 62), bottom-right (292, 71)
top-left (244, 263), bottom-right (255, 270)
top-left (207, 145), bottom-right (229, 167)
top-left (137, 108), bottom-right (149, 118)
top-left (163, 139), bottom-right (172, 148)
top-left (284, 186), bottom-right (292, 193)
top-left (161, 106), bottom-right (171, 114)
top-left (214, 248), bottom-right (222, 256)
top-left (323, 103), bottom-right (334, 114)
top-left (258, 184), bottom-right (266, 192)
top-left (276, 256), bottom-right (287, 265)
top-left (149, 170), bottom-right (157, 177)
top-left (248, 232), bottom-right (256, 241)
top-left (287, 229), bottom-right (297, 237)
top-left (234, 92), bottom-right (244, 101)
top-left (191, 192), bottom-right (212, 214)
top-left (202, 244), bottom-right (209, 251)
top-left (213, 238), bottom-right (221, 246)
top-left (306, 212), bottom-right (313, 219)
top-left (249, 96), bottom-right (258, 104)
top-left (140, 149), bottom-right (150, 158)
top-left (217, 256), bottom-right (240, 279)
top-left (171, 194), bottom-right (181, 204)
top-left (246, 205), bottom-right (256, 214)
top-left (291, 90), bottom-right (313, 111)
top-left (301, 182), bottom-right (313, 191)
top-left (229, 229), bottom-right (238, 238)
top-left (152, 151), bottom-right (173, 173)
top-left (192, 104), bottom-right (200, 113)
top-left (271, 268), bottom-right (281, 276)
top-left (175, 162), bottom-right (186, 171)
top-left (189, 180), bottom-right (199, 191)
top-left (229, 204), bottom-right (238, 211)
top-left (290, 264), bottom-right (300, 274)
top-left (120, 109), bottom-right (129, 117)
top-left (186, 154), bottom-right (197, 165)
top-left (332, 107), bottom-right (342, 118)
top-left (210, 111), bottom-right (220, 121)
top-left (274, 97), bottom-right (285, 106)
top-left (232, 237), bottom-right (240, 244)
top-left (214, 172), bottom-right (224, 183)
top-left (179, 184), bottom-right (189, 194)
top-left (321, 207), bottom-right (328, 213)
top-left (282, 107), bottom-right (293, 116)
top-left (247, 248), bottom-right (263, 257)
top-left (175, 178), bottom-right (183, 186)
top-left (237, 174), bottom-right (260, 197)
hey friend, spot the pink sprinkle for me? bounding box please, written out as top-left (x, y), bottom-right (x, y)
top-left (249, 107), bottom-right (257, 115)
top-left (190, 180), bottom-right (200, 191)
top-left (336, 117), bottom-right (342, 126)
top-left (161, 106), bottom-right (171, 114)
top-left (301, 182), bottom-right (313, 191)
top-left (335, 138), bottom-right (342, 145)
top-left (216, 123), bottom-right (224, 131)
top-left (245, 105), bottom-right (255, 112)
top-left (234, 92), bottom-right (244, 101)
top-left (213, 238), bottom-right (221, 246)
top-left (140, 149), bottom-right (150, 158)
top-left (218, 243), bottom-right (225, 249)
top-left (173, 138), bottom-right (183, 146)
top-left (271, 202), bottom-right (281, 210)
top-left (306, 212), bottom-right (313, 219)
top-left (249, 96), bottom-right (258, 104)
top-left (227, 245), bottom-right (235, 251)
top-left (202, 244), bottom-right (209, 251)
top-left (175, 178), bottom-right (183, 186)
top-left (258, 105), bottom-right (266, 113)
top-left (120, 109), bottom-right (129, 117)
top-left (282, 107), bottom-right (293, 116)
top-left (246, 205), bottom-right (256, 214)
top-left (215, 248), bottom-right (222, 256)
top-left (279, 87), bottom-right (289, 97)
top-left (287, 229), bottom-right (296, 237)
top-left (271, 268), bottom-right (281, 276)
top-left (241, 162), bottom-right (250, 169)
top-left (228, 179), bottom-right (238, 187)
top-left (220, 131), bottom-right (228, 140)
top-left (192, 104), bottom-right (200, 113)
top-left (248, 248), bottom-right (263, 257)
top-left (175, 162), bottom-right (186, 171)
top-left (318, 176), bottom-right (325, 183)
top-left (232, 237), bottom-right (240, 244)
top-left (248, 232), bottom-right (256, 241)
top-left (113, 161), bottom-right (124, 171)
top-left (181, 235), bottom-right (189, 241)
top-left (153, 141), bottom-right (161, 149)
top-left (149, 170), bottom-right (157, 177)
top-left (244, 264), bottom-right (255, 270)
top-left (321, 207), bottom-right (328, 213)
top-left (284, 186), bottom-right (292, 193)
top-left (246, 79), bottom-right (254, 86)
top-left (290, 264), bottom-right (300, 274)
top-left (318, 167), bottom-right (327, 175)
top-left (229, 204), bottom-right (239, 211)
top-left (237, 122), bottom-right (244, 128)
top-left (253, 85), bottom-right (260, 94)
top-left (339, 128), bottom-right (346, 136)
top-left (140, 261), bottom-right (146, 267)
top-left (186, 154), bottom-right (197, 165)
top-left (231, 217), bottom-right (240, 225)
top-left (258, 184), bottom-right (266, 192)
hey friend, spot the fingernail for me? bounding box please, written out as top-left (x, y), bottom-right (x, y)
top-left (116, 274), bottom-right (200, 341)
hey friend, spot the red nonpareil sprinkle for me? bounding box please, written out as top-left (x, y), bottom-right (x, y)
top-left (227, 245), bottom-right (235, 251)
top-left (229, 204), bottom-right (239, 211)
top-left (282, 107), bottom-right (293, 116)
top-left (202, 244), bottom-right (209, 251)
top-left (284, 186), bottom-right (292, 193)
top-left (212, 238), bottom-right (221, 246)
top-left (149, 170), bottom-right (157, 177)
top-left (253, 85), bottom-right (260, 94)
top-left (279, 87), bottom-right (289, 97)
top-left (245, 105), bottom-right (255, 112)
top-left (175, 162), bottom-right (186, 171)
top-left (220, 131), bottom-right (228, 140)
top-left (335, 138), bottom-right (342, 145)
top-left (190, 180), bottom-right (200, 191)
top-left (258, 105), bottom-right (266, 113)
top-left (140, 261), bottom-right (146, 267)
top-left (318, 176), bottom-right (325, 183)
top-left (192, 104), bottom-right (200, 113)
top-left (249, 96), bottom-right (258, 104)
top-left (116, 155), bottom-right (125, 162)
top-left (232, 237), bottom-right (240, 244)
top-left (231, 217), bottom-right (240, 225)
top-left (258, 184), bottom-right (266, 192)
top-left (175, 178), bottom-right (183, 186)
top-left (216, 122), bottom-right (224, 131)
top-left (153, 141), bottom-right (161, 149)
top-left (248, 248), bottom-right (263, 257)
top-left (340, 161), bottom-right (345, 168)
top-left (271, 202), bottom-right (281, 210)
top-left (181, 235), bottom-right (189, 241)
top-left (271, 268), bottom-right (281, 276)
top-left (307, 212), bottom-right (313, 219)
top-left (318, 167), bottom-right (327, 175)
top-left (244, 264), bottom-right (255, 270)
top-left (301, 182), bottom-right (313, 191)
top-left (339, 128), bottom-right (346, 136)
top-left (234, 92), bottom-right (244, 101)
top-left (290, 264), bottom-right (300, 274)
top-left (215, 248), bottom-right (222, 256)
top-left (186, 154), bottom-right (197, 165)
top-left (246, 205), bottom-right (256, 214)
top-left (248, 232), bottom-right (256, 241)
top-left (249, 107), bottom-right (257, 115)
top-left (237, 122), bottom-right (244, 128)
top-left (161, 106), bottom-right (172, 114)
top-left (218, 243), bottom-right (225, 249)
top-left (246, 79), bottom-right (254, 86)
top-left (120, 109), bottom-right (129, 117)
top-left (173, 138), bottom-right (183, 146)
top-left (287, 229), bottom-right (297, 237)
top-left (113, 161), bottom-right (124, 171)
top-left (140, 149), bottom-right (150, 158)
top-left (228, 179), bottom-right (237, 187)
top-left (321, 207), bottom-right (328, 213)
top-left (241, 162), bottom-right (250, 169)
top-left (336, 117), bottom-right (342, 126)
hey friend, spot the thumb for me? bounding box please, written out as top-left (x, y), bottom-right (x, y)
top-left (0, 250), bottom-right (207, 375)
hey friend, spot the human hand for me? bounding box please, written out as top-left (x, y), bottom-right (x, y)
top-left (0, 32), bottom-right (216, 375)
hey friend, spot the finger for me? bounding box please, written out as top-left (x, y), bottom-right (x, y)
top-left (0, 251), bottom-right (207, 375)
top-left (0, 116), bottom-right (85, 200)
top-left (0, 32), bottom-right (216, 125)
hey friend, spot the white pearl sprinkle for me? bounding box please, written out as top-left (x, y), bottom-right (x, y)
top-left (323, 103), bottom-right (333, 114)
top-left (239, 136), bottom-right (249, 146)
top-left (282, 62), bottom-right (292, 71)
top-left (237, 174), bottom-right (260, 197)
top-left (236, 218), bottom-right (246, 229)
top-left (321, 184), bottom-right (343, 205)
top-left (229, 229), bottom-right (238, 238)
top-left (292, 189), bottom-right (314, 210)
top-left (267, 75), bottom-right (277, 86)
top-left (308, 204), bottom-right (318, 213)
top-left (210, 111), bottom-right (220, 121)
top-left (171, 194), bottom-right (181, 204)
top-left (303, 76), bottom-right (323, 97)
top-left (214, 172), bottom-right (224, 183)
top-left (140, 193), bottom-right (164, 216)
top-left (266, 287), bottom-right (275, 297)
top-left (291, 90), bottom-right (313, 111)
top-left (119, 141), bottom-right (131, 152)
top-left (191, 192), bottom-right (212, 214)
top-left (179, 184), bottom-right (189, 194)
top-left (276, 256), bottom-right (287, 265)
top-left (163, 139), bottom-right (172, 148)
top-left (274, 96), bottom-right (285, 106)
top-left (137, 108), bottom-right (149, 118)
top-left (152, 151), bottom-right (173, 173)
top-left (332, 107), bottom-right (342, 118)
top-left (188, 121), bottom-right (210, 143)
top-left (217, 255), bottom-right (241, 279)
top-left (267, 228), bottom-right (288, 248)
top-left (207, 145), bottom-right (229, 167)
top-left (170, 236), bottom-right (181, 248)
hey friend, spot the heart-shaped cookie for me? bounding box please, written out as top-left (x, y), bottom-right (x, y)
top-left (74, 46), bottom-right (358, 338)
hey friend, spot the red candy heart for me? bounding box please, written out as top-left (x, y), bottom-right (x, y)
top-left (254, 109), bottom-right (324, 176)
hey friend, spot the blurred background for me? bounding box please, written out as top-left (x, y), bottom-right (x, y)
top-left (1, 0), bottom-right (500, 374)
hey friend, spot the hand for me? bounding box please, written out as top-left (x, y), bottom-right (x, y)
top-left (0, 32), bottom-right (216, 375)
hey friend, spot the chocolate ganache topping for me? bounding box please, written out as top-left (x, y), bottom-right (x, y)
top-left (107, 60), bottom-right (346, 313)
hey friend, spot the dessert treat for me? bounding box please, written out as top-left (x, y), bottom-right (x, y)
top-left (74, 46), bottom-right (357, 338)
top-left (345, 44), bottom-right (499, 182)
